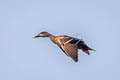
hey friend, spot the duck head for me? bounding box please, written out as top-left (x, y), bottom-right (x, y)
top-left (33, 31), bottom-right (52, 38)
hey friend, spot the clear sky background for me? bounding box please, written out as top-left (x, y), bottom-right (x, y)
top-left (0, 0), bottom-right (120, 80)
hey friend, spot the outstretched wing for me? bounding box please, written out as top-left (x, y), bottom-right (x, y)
top-left (61, 43), bottom-right (78, 62)
top-left (58, 36), bottom-right (78, 62)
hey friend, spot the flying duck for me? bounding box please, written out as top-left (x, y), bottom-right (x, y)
top-left (33, 31), bottom-right (95, 62)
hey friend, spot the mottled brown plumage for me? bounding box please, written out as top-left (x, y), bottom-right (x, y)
top-left (33, 31), bottom-right (95, 62)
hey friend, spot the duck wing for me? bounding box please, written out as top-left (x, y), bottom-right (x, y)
top-left (58, 36), bottom-right (78, 62)
top-left (62, 43), bottom-right (78, 62)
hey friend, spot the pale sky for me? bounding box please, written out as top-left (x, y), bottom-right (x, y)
top-left (0, 0), bottom-right (120, 80)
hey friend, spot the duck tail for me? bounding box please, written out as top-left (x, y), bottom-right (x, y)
top-left (78, 40), bottom-right (95, 55)
top-left (81, 49), bottom-right (90, 55)
top-left (88, 47), bottom-right (96, 51)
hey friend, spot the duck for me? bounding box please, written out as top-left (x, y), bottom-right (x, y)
top-left (33, 31), bottom-right (95, 62)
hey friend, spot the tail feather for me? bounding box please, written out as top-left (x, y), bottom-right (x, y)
top-left (78, 40), bottom-right (95, 55)
top-left (88, 48), bottom-right (96, 51)
top-left (82, 49), bottom-right (90, 55)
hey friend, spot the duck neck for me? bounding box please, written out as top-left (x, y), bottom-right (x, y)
top-left (49, 34), bottom-right (56, 43)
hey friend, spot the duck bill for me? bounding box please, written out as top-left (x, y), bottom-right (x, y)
top-left (32, 35), bottom-right (40, 38)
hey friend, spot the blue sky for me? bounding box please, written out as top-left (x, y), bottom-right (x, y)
top-left (0, 0), bottom-right (120, 80)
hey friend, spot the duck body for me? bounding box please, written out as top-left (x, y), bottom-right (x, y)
top-left (33, 31), bottom-right (95, 62)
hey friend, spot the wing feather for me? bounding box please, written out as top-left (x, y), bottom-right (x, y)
top-left (62, 43), bottom-right (78, 62)
top-left (56, 36), bottom-right (79, 62)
